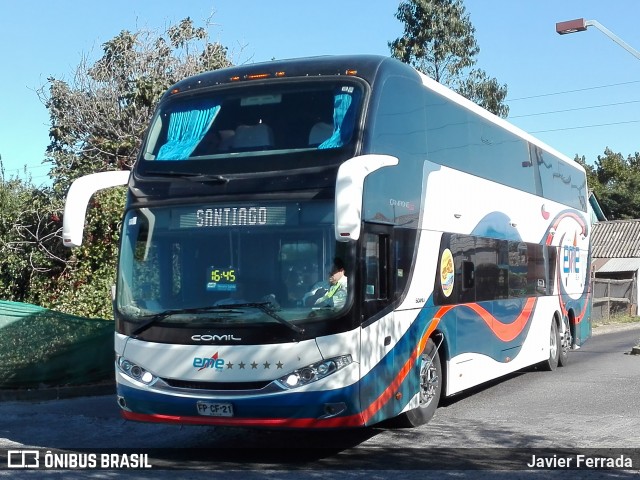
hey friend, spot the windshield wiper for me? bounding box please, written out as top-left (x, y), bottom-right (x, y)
top-left (129, 306), bottom-right (239, 336)
top-left (143, 171), bottom-right (229, 184)
top-left (214, 302), bottom-right (305, 334)
top-left (181, 173), bottom-right (229, 184)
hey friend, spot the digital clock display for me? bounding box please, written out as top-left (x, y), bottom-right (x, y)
top-left (206, 266), bottom-right (237, 292)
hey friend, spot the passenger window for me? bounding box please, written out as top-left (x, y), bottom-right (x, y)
top-left (474, 238), bottom-right (508, 301)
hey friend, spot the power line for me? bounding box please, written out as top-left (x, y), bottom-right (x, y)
top-left (506, 79), bottom-right (640, 102)
top-left (510, 99), bottom-right (640, 118)
top-left (506, 82), bottom-right (640, 135)
top-left (529, 119), bottom-right (640, 134)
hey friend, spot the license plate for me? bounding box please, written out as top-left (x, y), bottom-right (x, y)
top-left (196, 401), bottom-right (234, 417)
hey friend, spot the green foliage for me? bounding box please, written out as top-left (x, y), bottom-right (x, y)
top-left (0, 171), bottom-right (67, 303)
top-left (456, 68), bottom-right (509, 118)
top-left (578, 148), bottom-right (640, 220)
top-left (592, 313), bottom-right (640, 327)
top-left (390, 0), bottom-right (478, 81)
top-left (574, 154), bottom-right (601, 197)
top-left (30, 188), bottom-right (126, 318)
top-left (390, 0), bottom-right (508, 117)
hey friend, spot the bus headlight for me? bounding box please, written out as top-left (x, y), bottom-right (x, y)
top-left (117, 356), bottom-right (157, 385)
top-left (275, 355), bottom-right (353, 389)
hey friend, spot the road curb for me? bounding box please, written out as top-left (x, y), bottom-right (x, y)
top-left (0, 381), bottom-right (115, 402)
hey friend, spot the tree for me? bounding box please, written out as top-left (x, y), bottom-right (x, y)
top-left (40, 17), bottom-right (232, 194)
top-left (0, 154), bottom-right (67, 304)
top-left (22, 17), bottom-right (233, 318)
top-left (594, 149), bottom-right (640, 219)
top-left (390, 0), bottom-right (509, 117)
top-left (577, 148), bottom-right (640, 220)
top-left (29, 187), bottom-right (127, 318)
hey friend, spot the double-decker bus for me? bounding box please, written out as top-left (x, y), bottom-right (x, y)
top-left (63, 55), bottom-right (591, 428)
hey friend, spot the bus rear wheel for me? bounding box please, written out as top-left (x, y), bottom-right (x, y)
top-left (393, 337), bottom-right (442, 427)
top-left (558, 316), bottom-right (571, 367)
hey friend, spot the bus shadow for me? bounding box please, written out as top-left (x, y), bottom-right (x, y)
top-left (149, 426), bottom-right (381, 467)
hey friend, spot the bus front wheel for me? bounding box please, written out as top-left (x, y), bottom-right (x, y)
top-left (394, 337), bottom-right (442, 427)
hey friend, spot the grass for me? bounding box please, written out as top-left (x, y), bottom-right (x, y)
top-left (592, 313), bottom-right (640, 328)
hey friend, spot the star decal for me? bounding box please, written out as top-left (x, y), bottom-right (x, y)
top-left (218, 359), bottom-right (285, 370)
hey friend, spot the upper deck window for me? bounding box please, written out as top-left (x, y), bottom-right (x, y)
top-left (141, 81), bottom-right (363, 163)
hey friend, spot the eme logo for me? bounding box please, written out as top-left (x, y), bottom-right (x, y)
top-left (193, 352), bottom-right (225, 371)
top-left (563, 245), bottom-right (581, 274)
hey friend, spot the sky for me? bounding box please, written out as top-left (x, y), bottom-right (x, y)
top-left (1, 0), bottom-right (640, 185)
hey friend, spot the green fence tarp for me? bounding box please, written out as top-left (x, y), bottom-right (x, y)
top-left (0, 301), bottom-right (114, 389)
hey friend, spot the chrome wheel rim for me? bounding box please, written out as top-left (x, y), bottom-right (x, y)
top-left (419, 353), bottom-right (438, 407)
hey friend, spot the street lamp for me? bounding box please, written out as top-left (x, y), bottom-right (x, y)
top-left (556, 18), bottom-right (640, 61)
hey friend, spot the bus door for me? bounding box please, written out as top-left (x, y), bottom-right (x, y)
top-left (359, 223), bottom-right (402, 411)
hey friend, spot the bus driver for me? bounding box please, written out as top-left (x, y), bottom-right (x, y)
top-left (303, 259), bottom-right (348, 309)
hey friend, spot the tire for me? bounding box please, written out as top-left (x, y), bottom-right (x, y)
top-left (558, 316), bottom-right (571, 367)
top-left (392, 338), bottom-right (442, 427)
top-left (541, 319), bottom-right (560, 371)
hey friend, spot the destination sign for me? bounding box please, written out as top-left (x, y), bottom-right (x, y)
top-left (174, 205), bottom-right (289, 229)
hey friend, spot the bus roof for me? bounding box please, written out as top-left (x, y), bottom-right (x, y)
top-left (162, 54), bottom-right (420, 100)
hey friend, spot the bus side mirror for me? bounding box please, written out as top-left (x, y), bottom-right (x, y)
top-left (62, 170), bottom-right (131, 247)
top-left (335, 154), bottom-right (398, 242)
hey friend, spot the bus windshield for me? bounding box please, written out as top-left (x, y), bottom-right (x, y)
top-left (140, 80), bottom-right (363, 164)
top-left (116, 200), bottom-right (353, 333)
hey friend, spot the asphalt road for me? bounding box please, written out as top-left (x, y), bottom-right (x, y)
top-left (1, 323), bottom-right (639, 479)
